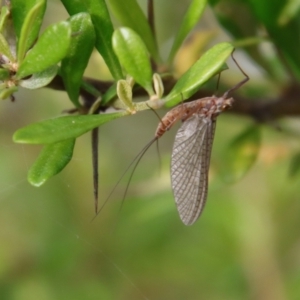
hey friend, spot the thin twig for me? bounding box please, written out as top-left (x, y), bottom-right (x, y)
top-left (47, 75), bottom-right (300, 123)
top-left (147, 0), bottom-right (155, 37)
top-left (147, 0), bottom-right (158, 71)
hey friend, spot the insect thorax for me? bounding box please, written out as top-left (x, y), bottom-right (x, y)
top-left (204, 96), bottom-right (234, 117)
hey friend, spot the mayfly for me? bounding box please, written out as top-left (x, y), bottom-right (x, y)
top-left (97, 51), bottom-right (249, 225)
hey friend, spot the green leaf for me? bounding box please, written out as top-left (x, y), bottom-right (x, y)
top-left (11, 0), bottom-right (46, 52)
top-left (164, 42), bottom-right (234, 107)
top-left (61, 0), bottom-right (123, 80)
top-left (107, 0), bottom-right (160, 62)
top-left (16, 21), bottom-right (71, 79)
top-left (101, 82), bottom-right (118, 105)
top-left (117, 79), bottom-right (135, 112)
top-left (61, 13), bottom-right (95, 107)
top-left (80, 80), bottom-right (102, 99)
top-left (209, 0), bottom-right (277, 79)
top-left (0, 86), bottom-right (18, 100)
top-left (0, 68), bottom-right (10, 80)
top-left (17, 0), bottom-right (46, 63)
top-left (0, 6), bottom-right (10, 32)
top-left (19, 65), bottom-right (58, 89)
top-left (13, 111), bottom-right (127, 144)
top-left (248, 0), bottom-right (300, 80)
top-left (28, 139), bottom-right (75, 187)
top-left (220, 125), bottom-right (261, 183)
top-left (168, 0), bottom-right (207, 62)
top-left (0, 33), bottom-right (15, 61)
top-left (113, 27), bottom-right (154, 95)
top-left (153, 73), bottom-right (164, 98)
top-left (278, 0), bottom-right (300, 25)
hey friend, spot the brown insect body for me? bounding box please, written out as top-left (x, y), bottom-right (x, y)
top-left (155, 95), bottom-right (234, 139)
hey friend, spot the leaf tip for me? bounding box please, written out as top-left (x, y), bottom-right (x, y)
top-left (28, 177), bottom-right (45, 187)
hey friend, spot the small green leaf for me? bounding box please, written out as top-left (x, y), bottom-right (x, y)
top-left (61, 13), bottom-right (95, 107)
top-left (88, 96), bottom-right (102, 114)
top-left (107, 0), bottom-right (160, 62)
top-left (28, 139), bottom-right (75, 187)
top-left (168, 0), bottom-right (207, 62)
top-left (80, 80), bottom-right (102, 99)
top-left (153, 73), bottom-right (164, 99)
top-left (0, 6), bottom-right (10, 32)
top-left (19, 65), bottom-right (58, 89)
top-left (0, 86), bottom-right (18, 100)
top-left (220, 125), bottom-right (261, 183)
top-left (0, 33), bottom-right (15, 61)
top-left (126, 75), bottom-right (135, 88)
top-left (17, 1), bottom-right (46, 63)
top-left (164, 42), bottom-right (234, 107)
top-left (278, 0), bottom-right (300, 25)
top-left (113, 27), bottom-right (154, 95)
top-left (248, 0), bottom-right (300, 80)
top-left (16, 21), bottom-right (71, 79)
top-left (13, 111), bottom-right (127, 144)
top-left (117, 79), bottom-right (135, 112)
top-left (11, 0), bottom-right (46, 52)
top-left (61, 0), bottom-right (123, 80)
top-left (0, 68), bottom-right (10, 80)
top-left (101, 82), bottom-right (118, 105)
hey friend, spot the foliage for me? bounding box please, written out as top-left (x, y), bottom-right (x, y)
top-left (1, 0), bottom-right (299, 213)
top-left (0, 0), bottom-right (298, 206)
top-left (1, 0), bottom-right (300, 299)
top-left (2, 0), bottom-right (237, 188)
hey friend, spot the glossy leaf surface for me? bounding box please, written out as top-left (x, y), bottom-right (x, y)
top-left (13, 111), bottom-right (127, 144)
top-left (107, 0), bottom-right (160, 62)
top-left (11, 0), bottom-right (46, 55)
top-left (17, 0), bottom-right (46, 63)
top-left (28, 139), bottom-right (75, 187)
top-left (19, 65), bottom-right (58, 89)
top-left (113, 27), bottom-right (154, 95)
top-left (61, 0), bottom-right (123, 79)
top-left (164, 42), bottom-right (234, 107)
top-left (61, 13), bottom-right (95, 107)
top-left (16, 21), bottom-right (71, 79)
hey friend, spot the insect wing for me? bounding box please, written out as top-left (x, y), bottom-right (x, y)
top-left (171, 115), bottom-right (216, 225)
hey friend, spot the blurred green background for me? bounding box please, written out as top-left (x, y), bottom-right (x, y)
top-left (1, 0), bottom-right (300, 299)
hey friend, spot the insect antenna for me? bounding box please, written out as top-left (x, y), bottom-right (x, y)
top-left (146, 103), bottom-right (164, 173)
top-left (115, 103), bottom-right (169, 212)
top-left (119, 137), bottom-right (158, 211)
top-left (92, 136), bottom-right (158, 221)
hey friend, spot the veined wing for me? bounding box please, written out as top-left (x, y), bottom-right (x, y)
top-left (171, 115), bottom-right (216, 225)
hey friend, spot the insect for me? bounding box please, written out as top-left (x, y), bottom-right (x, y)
top-left (170, 96), bottom-right (235, 225)
top-left (97, 51), bottom-right (249, 225)
top-left (168, 54), bottom-right (249, 225)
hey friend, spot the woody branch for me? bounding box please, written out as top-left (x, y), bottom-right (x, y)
top-left (48, 75), bottom-right (300, 123)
